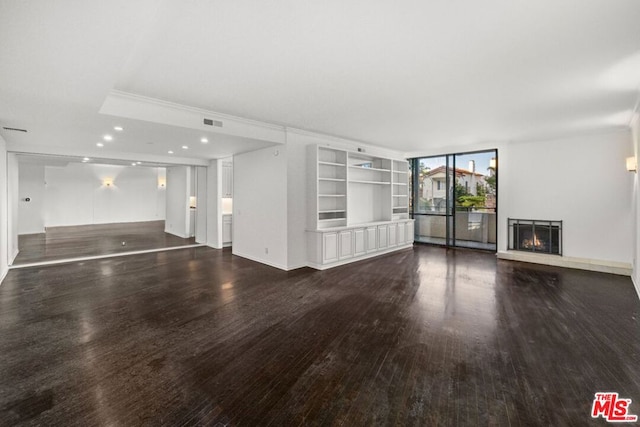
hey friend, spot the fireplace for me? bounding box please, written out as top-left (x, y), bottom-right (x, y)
top-left (508, 219), bottom-right (562, 255)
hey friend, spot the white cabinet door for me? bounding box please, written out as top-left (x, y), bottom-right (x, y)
top-left (397, 222), bottom-right (406, 245)
top-left (323, 233), bottom-right (338, 263)
top-left (222, 216), bottom-right (232, 243)
top-left (222, 162), bottom-right (233, 198)
top-left (366, 227), bottom-right (377, 253)
top-left (339, 230), bottom-right (353, 259)
top-left (407, 221), bottom-right (415, 243)
top-left (378, 225), bottom-right (388, 249)
top-left (388, 223), bottom-right (397, 247)
top-left (353, 228), bottom-right (366, 256)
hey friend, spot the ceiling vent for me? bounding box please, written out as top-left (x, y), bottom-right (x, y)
top-left (203, 118), bottom-right (223, 127)
top-left (2, 127), bottom-right (27, 132)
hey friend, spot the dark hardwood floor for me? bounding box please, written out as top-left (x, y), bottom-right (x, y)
top-left (14, 221), bottom-right (197, 265)
top-left (0, 245), bottom-right (638, 426)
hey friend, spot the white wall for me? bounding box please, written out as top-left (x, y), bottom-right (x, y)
top-left (404, 128), bottom-right (635, 272)
top-left (630, 113), bottom-right (639, 296)
top-left (44, 163), bottom-right (165, 226)
top-left (233, 145), bottom-right (288, 269)
top-left (0, 137), bottom-right (8, 282)
top-left (7, 153), bottom-right (19, 264)
top-left (501, 130), bottom-right (633, 264)
top-left (285, 135), bottom-right (308, 269)
top-left (18, 163), bottom-right (45, 234)
top-left (165, 166), bottom-right (191, 238)
top-left (195, 166), bottom-right (207, 243)
top-left (206, 160), bottom-right (222, 248)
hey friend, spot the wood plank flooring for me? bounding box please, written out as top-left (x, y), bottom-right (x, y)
top-left (14, 221), bottom-right (197, 265)
top-left (0, 245), bottom-right (638, 426)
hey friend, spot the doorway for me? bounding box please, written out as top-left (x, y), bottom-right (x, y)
top-left (410, 149), bottom-right (497, 251)
top-left (8, 154), bottom-right (206, 266)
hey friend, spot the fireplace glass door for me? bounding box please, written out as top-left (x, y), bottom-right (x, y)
top-left (508, 219), bottom-right (562, 255)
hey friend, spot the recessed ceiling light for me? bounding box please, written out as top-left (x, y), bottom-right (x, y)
top-left (136, 161), bottom-right (141, 165)
top-left (96, 142), bottom-right (104, 147)
top-left (168, 150), bottom-right (174, 154)
top-left (182, 145), bottom-right (189, 149)
top-left (114, 126), bottom-right (123, 131)
top-left (82, 157), bottom-right (90, 162)
top-left (103, 135), bottom-right (113, 141)
top-left (200, 137), bottom-right (208, 143)
top-left (131, 162), bottom-right (137, 166)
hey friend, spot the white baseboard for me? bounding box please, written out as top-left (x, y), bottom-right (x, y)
top-left (165, 230), bottom-right (189, 239)
top-left (497, 251), bottom-right (632, 276)
top-left (9, 248), bottom-right (18, 266)
top-left (0, 267), bottom-right (8, 286)
top-left (231, 251), bottom-right (289, 271)
top-left (632, 274), bottom-right (639, 301)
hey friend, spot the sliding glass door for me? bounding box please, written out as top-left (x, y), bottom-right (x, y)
top-left (411, 150), bottom-right (497, 251)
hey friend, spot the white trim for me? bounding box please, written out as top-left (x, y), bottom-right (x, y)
top-left (0, 268), bottom-right (8, 286)
top-left (231, 251), bottom-right (289, 271)
top-left (8, 244), bottom-right (205, 269)
top-left (632, 275), bottom-right (640, 301)
top-left (9, 248), bottom-right (18, 266)
top-left (497, 250), bottom-right (633, 276)
top-left (164, 230), bottom-right (190, 239)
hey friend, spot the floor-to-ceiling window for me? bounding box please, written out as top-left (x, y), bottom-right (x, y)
top-left (410, 149), bottom-right (497, 251)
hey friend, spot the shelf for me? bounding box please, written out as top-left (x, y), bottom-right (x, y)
top-left (393, 170), bottom-right (408, 174)
top-left (319, 218), bottom-right (347, 222)
top-left (319, 161), bottom-right (346, 167)
top-left (319, 177), bottom-right (346, 182)
top-left (392, 195), bottom-right (408, 198)
top-left (392, 182), bottom-right (407, 186)
top-left (349, 165), bottom-right (391, 172)
top-left (319, 194), bottom-right (346, 197)
top-left (349, 180), bottom-right (391, 185)
top-left (319, 210), bottom-right (346, 214)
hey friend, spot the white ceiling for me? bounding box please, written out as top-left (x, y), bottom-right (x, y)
top-left (1, 0), bottom-right (639, 162)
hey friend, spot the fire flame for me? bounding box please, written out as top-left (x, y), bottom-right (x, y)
top-left (522, 234), bottom-right (545, 250)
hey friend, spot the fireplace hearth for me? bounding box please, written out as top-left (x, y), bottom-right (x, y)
top-left (508, 219), bottom-right (562, 255)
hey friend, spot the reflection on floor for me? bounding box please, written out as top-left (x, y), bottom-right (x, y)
top-left (14, 220), bottom-right (196, 265)
top-left (0, 245), bottom-right (637, 425)
top-left (415, 236), bottom-right (497, 250)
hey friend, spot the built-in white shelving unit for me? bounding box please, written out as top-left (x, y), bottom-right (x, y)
top-left (307, 145), bottom-right (414, 269)
top-left (391, 159), bottom-right (410, 220)
top-left (310, 146), bottom-right (348, 227)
